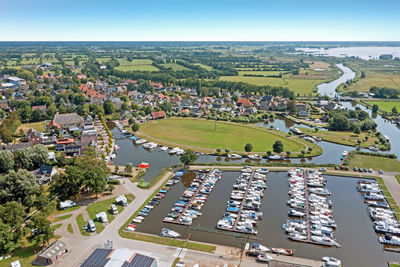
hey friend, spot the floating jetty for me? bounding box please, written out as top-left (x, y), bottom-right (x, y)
top-left (217, 167), bottom-right (267, 234)
top-left (284, 169), bottom-right (341, 247)
top-left (163, 169), bottom-right (222, 225)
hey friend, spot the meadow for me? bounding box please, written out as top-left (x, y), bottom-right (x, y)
top-left (348, 154), bottom-right (400, 172)
top-left (115, 59), bottom-right (159, 72)
top-left (161, 63), bottom-right (190, 71)
top-left (364, 100), bottom-right (400, 113)
top-left (139, 118), bottom-right (307, 153)
top-left (347, 71), bottom-right (400, 92)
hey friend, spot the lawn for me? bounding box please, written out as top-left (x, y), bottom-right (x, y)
top-left (76, 214), bottom-right (90, 236)
top-left (139, 118), bottom-right (307, 154)
top-left (299, 128), bottom-right (387, 149)
top-left (85, 194), bottom-right (135, 233)
top-left (364, 100), bottom-right (400, 113)
top-left (51, 214), bottom-right (72, 223)
top-left (16, 121), bottom-right (46, 133)
top-left (348, 154), bottom-right (400, 172)
top-left (67, 223), bottom-right (73, 233)
top-left (193, 63), bottom-right (213, 70)
top-left (347, 71), bottom-right (400, 92)
top-left (116, 59), bottom-right (159, 72)
top-left (219, 76), bottom-right (324, 96)
top-left (161, 63), bottom-right (190, 71)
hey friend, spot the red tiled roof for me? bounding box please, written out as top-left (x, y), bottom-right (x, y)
top-left (151, 111), bottom-right (166, 119)
top-left (237, 99), bottom-right (252, 106)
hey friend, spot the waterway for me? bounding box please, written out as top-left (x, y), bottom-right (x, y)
top-left (295, 46), bottom-right (400, 60)
top-left (317, 63), bottom-right (355, 97)
top-left (136, 171), bottom-right (399, 267)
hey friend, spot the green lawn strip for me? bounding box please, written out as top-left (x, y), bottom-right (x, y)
top-left (131, 170), bottom-right (146, 183)
top-left (396, 175), bottom-right (400, 184)
top-left (50, 223), bottom-right (62, 231)
top-left (85, 194), bottom-right (135, 233)
top-left (120, 232), bottom-right (216, 253)
top-left (138, 165), bottom-right (181, 189)
top-left (76, 214), bottom-right (90, 236)
top-left (67, 223), bottom-right (73, 233)
top-left (52, 214), bottom-right (72, 222)
top-left (348, 154), bottom-right (400, 172)
top-left (389, 263), bottom-right (400, 267)
top-left (54, 205), bottom-right (81, 215)
top-left (172, 257), bottom-right (181, 267)
top-left (0, 242), bottom-right (37, 267)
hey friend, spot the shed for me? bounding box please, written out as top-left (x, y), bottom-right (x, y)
top-left (34, 240), bottom-right (68, 265)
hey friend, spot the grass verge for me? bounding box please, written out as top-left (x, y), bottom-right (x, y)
top-left (52, 214), bottom-right (72, 223)
top-left (76, 214), bottom-right (90, 236)
top-left (67, 223), bottom-right (73, 234)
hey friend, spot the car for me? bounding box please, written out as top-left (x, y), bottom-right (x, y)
top-left (319, 168), bottom-right (327, 172)
top-left (363, 168), bottom-right (368, 172)
top-left (359, 168), bottom-right (363, 172)
top-left (354, 167), bottom-right (358, 171)
top-left (379, 170), bottom-right (384, 174)
top-left (368, 168), bottom-right (373, 173)
top-left (345, 166), bottom-right (349, 171)
top-left (340, 166), bottom-right (345, 170)
top-left (335, 166), bottom-right (339, 170)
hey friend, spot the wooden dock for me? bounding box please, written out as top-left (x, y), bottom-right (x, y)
top-left (232, 170), bottom-right (256, 232)
top-left (163, 170), bottom-right (216, 226)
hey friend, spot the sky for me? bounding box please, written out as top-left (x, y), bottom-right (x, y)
top-left (1, 0), bottom-right (400, 41)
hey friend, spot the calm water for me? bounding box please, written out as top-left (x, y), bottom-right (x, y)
top-left (295, 46), bottom-right (400, 60)
top-left (317, 64), bottom-right (356, 97)
top-left (136, 171), bottom-right (399, 267)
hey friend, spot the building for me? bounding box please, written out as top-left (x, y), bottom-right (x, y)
top-left (35, 165), bottom-right (58, 184)
top-left (5, 76), bottom-right (26, 87)
top-left (151, 111), bottom-right (166, 120)
top-left (33, 240), bottom-right (68, 265)
top-left (26, 128), bottom-right (43, 144)
top-left (32, 105), bottom-right (47, 112)
top-left (236, 99), bottom-right (252, 107)
top-left (50, 112), bottom-right (84, 129)
top-left (80, 248), bottom-right (157, 267)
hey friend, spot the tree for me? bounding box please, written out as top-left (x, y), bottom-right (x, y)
top-left (28, 215), bottom-right (53, 247)
top-left (273, 141), bottom-right (283, 153)
top-left (329, 114), bottom-right (350, 131)
top-left (0, 127), bottom-right (13, 143)
top-left (372, 104), bottom-right (379, 113)
top-left (392, 107), bottom-right (398, 114)
top-left (103, 100), bottom-right (114, 115)
top-left (353, 125), bottom-right (361, 134)
top-left (308, 147), bottom-right (313, 153)
top-left (224, 148), bottom-right (230, 153)
top-left (266, 150), bottom-right (272, 156)
top-left (180, 150), bottom-right (198, 166)
top-left (0, 151), bottom-right (14, 173)
top-left (55, 152), bottom-right (68, 166)
top-left (72, 130), bottom-right (80, 138)
top-left (301, 150), bottom-right (306, 157)
top-left (361, 71), bottom-right (366, 78)
top-left (286, 151), bottom-right (291, 157)
top-left (131, 122), bottom-right (140, 132)
top-left (216, 148), bottom-right (222, 153)
top-left (114, 165), bottom-right (119, 173)
top-left (244, 143), bottom-right (253, 152)
top-left (0, 169), bottom-right (38, 207)
top-left (287, 100), bottom-right (297, 115)
top-left (124, 163), bottom-right (132, 174)
top-left (107, 184), bottom-right (115, 194)
top-left (31, 109), bottom-right (44, 122)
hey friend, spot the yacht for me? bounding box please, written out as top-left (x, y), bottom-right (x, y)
top-left (248, 154), bottom-right (262, 160)
top-left (135, 139), bottom-right (147, 145)
top-left (160, 228), bottom-right (180, 238)
top-left (228, 153), bottom-right (242, 159)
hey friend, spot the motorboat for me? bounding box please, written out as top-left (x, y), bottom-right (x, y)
top-left (160, 228), bottom-right (181, 238)
top-left (322, 257), bottom-right (341, 267)
top-left (160, 146), bottom-right (168, 151)
top-left (256, 168), bottom-right (269, 174)
top-left (250, 243), bottom-right (270, 252)
top-left (228, 153), bottom-right (242, 159)
top-left (143, 142), bottom-right (158, 149)
top-left (135, 139), bottom-right (147, 145)
top-left (379, 234), bottom-right (400, 245)
top-left (257, 254), bottom-right (274, 262)
top-left (290, 127), bottom-right (303, 135)
top-left (271, 248), bottom-right (293, 256)
top-left (268, 155), bottom-right (285, 160)
top-left (248, 154), bottom-right (262, 160)
top-left (138, 162), bottom-right (150, 168)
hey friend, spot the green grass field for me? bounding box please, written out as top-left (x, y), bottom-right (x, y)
top-left (116, 59), bottom-right (159, 72)
top-left (16, 121), bottom-right (46, 133)
top-left (85, 194), bottom-right (135, 233)
top-left (161, 63), bottom-right (190, 71)
top-left (348, 154), bottom-right (400, 172)
top-left (347, 71), bottom-right (400, 92)
top-left (364, 100), bottom-right (400, 113)
top-left (139, 118), bottom-right (307, 153)
top-left (219, 76), bottom-right (324, 96)
top-left (194, 63), bottom-right (213, 70)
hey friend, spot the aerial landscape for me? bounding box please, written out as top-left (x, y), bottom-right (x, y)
top-left (1, 1), bottom-right (400, 267)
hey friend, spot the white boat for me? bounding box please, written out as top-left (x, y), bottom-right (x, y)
top-left (110, 153), bottom-right (116, 159)
top-left (160, 146), bottom-right (168, 151)
top-left (256, 168), bottom-right (269, 174)
top-left (143, 142), bottom-right (158, 149)
top-left (268, 155), bottom-right (285, 160)
top-left (228, 153), bottom-right (242, 159)
top-left (135, 139), bottom-right (147, 145)
top-left (160, 228), bottom-right (180, 238)
top-left (257, 254), bottom-right (274, 262)
top-left (248, 154), bottom-right (262, 160)
top-left (322, 257), bottom-right (341, 267)
top-left (342, 150), bottom-right (348, 156)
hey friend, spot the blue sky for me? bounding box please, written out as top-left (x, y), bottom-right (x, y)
top-left (1, 0), bottom-right (400, 41)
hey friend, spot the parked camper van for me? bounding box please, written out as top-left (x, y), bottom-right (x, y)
top-left (87, 219), bottom-right (96, 232)
top-left (111, 204), bottom-right (118, 215)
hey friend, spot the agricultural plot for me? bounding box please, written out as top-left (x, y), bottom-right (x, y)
top-left (364, 100), bottom-right (400, 113)
top-left (161, 63), bottom-right (190, 71)
top-left (347, 71), bottom-right (400, 92)
top-left (116, 58), bottom-right (159, 71)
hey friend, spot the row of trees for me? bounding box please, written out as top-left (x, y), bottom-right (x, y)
top-left (0, 144), bottom-right (48, 173)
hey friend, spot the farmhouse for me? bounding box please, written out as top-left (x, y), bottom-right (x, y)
top-left (50, 112), bottom-right (84, 129)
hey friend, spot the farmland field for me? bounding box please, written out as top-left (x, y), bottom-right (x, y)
top-left (194, 63), bottom-right (213, 70)
top-left (116, 59), bottom-right (159, 72)
top-left (364, 100), bottom-right (400, 113)
top-left (348, 154), bottom-right (400, 172)
top-left (162, 63), bottom-right (190, 71)
top-left (346, 71), bottom-right (400, 92)
top-left (219, 76), bottom-right (325, 96)
top-left (139, 118), bottom-right (310, 154)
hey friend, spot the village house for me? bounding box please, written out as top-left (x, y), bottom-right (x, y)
top-left (151, 110), bottom-right (166, 120)
top-left (49, 112), bottom-right (84, 130)
top-left (35, 165), bottom-right (58, 184)
top-left (25, 128), bottom-right (43, 144)
top-left (33, 240), bottom-right (68, 265)
top-left (236, 98), bottom-right (252, 107)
